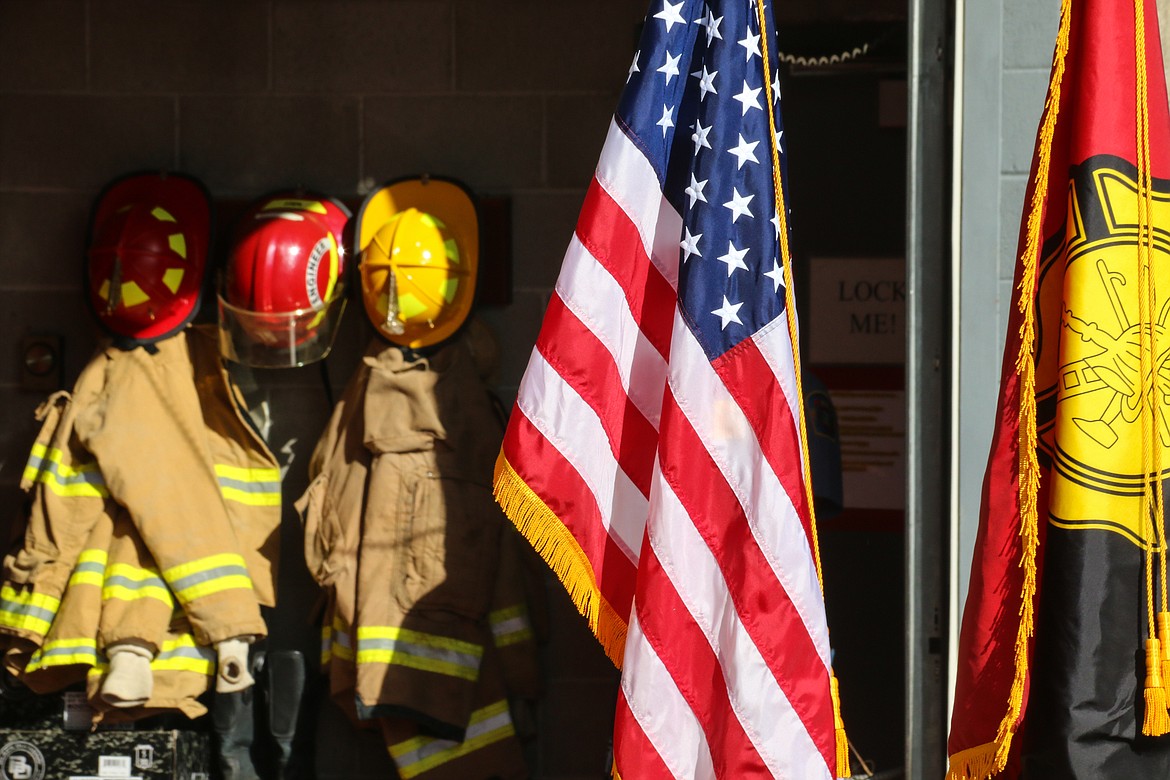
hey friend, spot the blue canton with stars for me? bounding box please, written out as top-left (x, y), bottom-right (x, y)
top-left (618, 0), bottom-right (790, 362)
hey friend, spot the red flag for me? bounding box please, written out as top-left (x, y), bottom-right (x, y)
top-left (492, 0), bottom-right (847, 776)
top-left (949, 0), bottom-right (1170, 776)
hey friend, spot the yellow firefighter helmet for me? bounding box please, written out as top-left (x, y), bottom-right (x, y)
top-left (357, 177), bottom-right (478, 349)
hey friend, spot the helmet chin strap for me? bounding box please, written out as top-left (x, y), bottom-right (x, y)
top-left (107, 255), bottom-right (124, 314)
top-left (383, 271), bottom-right (406, 336)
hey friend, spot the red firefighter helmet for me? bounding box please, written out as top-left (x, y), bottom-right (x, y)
top-left (86, 172), bottom-right (211, 345)
top-left (218, 194), bottom-right (351, 367)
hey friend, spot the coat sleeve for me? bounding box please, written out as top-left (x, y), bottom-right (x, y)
top-left (2, 386), bottom-right (112, 647)
top-left (75, 337), bottom-right (266, 646)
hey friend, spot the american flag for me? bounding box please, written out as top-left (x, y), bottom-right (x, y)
top-left (492, 0), bottom-right (844, 776)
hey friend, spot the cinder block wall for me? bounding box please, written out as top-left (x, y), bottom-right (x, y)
top-left (0, 1), bottom-right (648, 777)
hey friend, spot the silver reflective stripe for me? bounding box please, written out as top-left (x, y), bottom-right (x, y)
top-left (1, 601), bottom-right (54, 623)
top-left (28, 455), bottom-right (106, 487)
top-left (36, 645), bottom-right (97, 662)
top-left (74, 561), bottom-right (105, 575)
top-left (394, 709), bottom-right (514, 769)
top-left (169, 564), bottom-right (251, 593)
top-left (217, 476), bottom-right (281, 494)
top-left (358, 637), bottom-right (479, 671)
top-left (158, 644), bottom-right (215, 662)
top-left (104, 574), bottom-right (167, 591)
top-left (490, 616), bottom-right (530, 638)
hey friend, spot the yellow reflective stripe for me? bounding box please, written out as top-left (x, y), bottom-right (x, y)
top-left (86, 635), bottom-right (215, 678)
top-left (78, 549), bottom-right (108, 566)
top-left (389, 700), bottom-right (515, 778)
top-left (102, 563), bottom-right (174, 607)
top-left (24, 443), bottom-right (108, 498)
top-left (214, 464), bottom-right (281, 507)
top-left (488, 604), bottom-right (534, 648)
top-left (69, 571), bottom-right (104, 588)
top-left (25, 638), bottom-right (99, 672)
top-left (0, 585), bottom-right (60, 635)
top-left (163, 554), bottom-right (254, 604)
top-left (356, 626), bottom-right (482, 680)
top-left (150, 636), bottom-right (215, 675)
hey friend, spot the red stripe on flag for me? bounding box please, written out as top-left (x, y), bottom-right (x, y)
top-left (576, 178), bottom-right (675, 360)
top-left (536, 293), bottom-right (658, 498)
top-left (635, 543), bottom-right (773, 778)
top-left (502, 410), bottom-right (636, 619)
top-left (657, 387), bottom-right (837, 769)
top-left (712, 337), bottom-right (815, 552)
top-left (613, 689), bottom-right (677, 780)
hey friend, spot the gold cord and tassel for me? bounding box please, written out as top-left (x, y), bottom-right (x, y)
top-left (1132, 0), bottom-right (1170, 738)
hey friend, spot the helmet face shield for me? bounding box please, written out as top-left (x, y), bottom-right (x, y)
top-left (217, 287), bottom-right (347, 368)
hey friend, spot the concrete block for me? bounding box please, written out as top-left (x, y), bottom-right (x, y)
top-left (0, 1), bottom-right (86, 91)
top-left (0, 192), bottom-right (91, 290)
top-left (1003, 0), bottom-right (1062, 71)
top-left (274, 0), bottom-right (451, 93)
top-left (998, 174), bottom-right (1027, 282)
top-left (90, 1), bottom-right (268, 93)
top-left (546, 96), bottom-right (615, 188)
top-left (999, 69), bottom-right (1049, 175)
top-left (364, 96), bottom-right (543, 190)
top-left (0, 289), bottom-right (102, 390)
top-left (511, 189), bottom-right (586, 291)
top-left (477, 289), bottom-right (549, 393)
top-left (0, 96), bottom-right (174, 189)
top-left (0, 385), bottom-right (43, 489)
top-left (180, 95), bottom-right (361, 196)
top-left (454, 0), bottom-right (644, 92)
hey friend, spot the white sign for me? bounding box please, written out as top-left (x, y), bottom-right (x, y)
top-left (833, 389), bottom-right (906, 510)
top-left (809, 257), bottom-right (906, 365)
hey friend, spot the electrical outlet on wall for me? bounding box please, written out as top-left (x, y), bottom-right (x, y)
top-left (19, 335), bottom-right (63, 393)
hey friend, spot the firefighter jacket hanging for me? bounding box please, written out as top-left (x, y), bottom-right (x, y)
top-left (1, 324), bottom-right (280, 721)
top-left (298, 330), bottom-right (543, 780)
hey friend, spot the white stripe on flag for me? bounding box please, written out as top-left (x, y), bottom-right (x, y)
top-left (623, 609), bottom-right (715, 780)
top-left (515, 350), bottom-right (645, 563)
top-left (648, 469), bottom-right (833, 779)
top-left (555, 233), bottom-right (669, 429)
top-left (667, 315), bottom-right (832, 667)
top-left (752, 316), bottom-right (807, 465)
top-left (595, 119), bottom-right (683, 291)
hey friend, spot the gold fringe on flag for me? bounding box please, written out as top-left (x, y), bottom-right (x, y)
top-left (493, 451), bottom-right (628, 667)
top-left (944, 1), bottom-right (1073, 777)
top-left (754, 0), bottom-right (848, 771)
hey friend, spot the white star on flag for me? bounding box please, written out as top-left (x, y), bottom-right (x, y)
top-left (723, 187), bottom-right (754, 222)
top-left (770, 211), bottom-right (782, 237)
top-left (684, 174), bottom-right (708, 207)
top-left (773, 71), bottom-right (782, 103)
top-left (658, 51), bottom-right (681, 84)
top-left (703, 11), bottom-right (723, 43)
top-left (764, 259), bottom-right (785, 292)
top-left (654, 0), bottom-right (687, 32)
top-left (733, 80), bottom-right (763, 115)
top-left (656, 105), bottom-right (675, 137)
top-left (695, 66), bottom-right (718, 100)
top-left (717, 241), bottom-right (749, 277)
top-left (628, 50), bottom-right (641, 83)
top-left (727, 133), bottom-right (760, 168)
top-left (711, 295), bottom-right (744, 329)
top-left (739, 29), bottom-right (761, 61)
top-left (680, 228), bottom-right (703, 262)
top-left (692, 120), bottom-right (712, 152)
